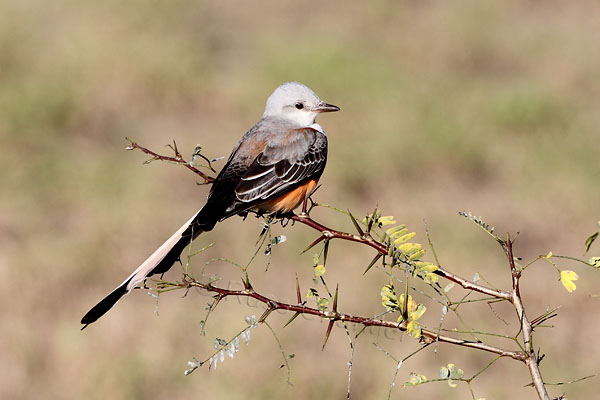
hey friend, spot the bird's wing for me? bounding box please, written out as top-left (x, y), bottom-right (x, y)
top-left (222, 127), bottom-right (327, 216)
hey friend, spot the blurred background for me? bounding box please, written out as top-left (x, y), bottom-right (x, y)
top-left (2, 1), bottom-right (599, 399)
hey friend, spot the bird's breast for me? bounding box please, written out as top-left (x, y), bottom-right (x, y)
top-left (256, 179), bottom-right (319, 214)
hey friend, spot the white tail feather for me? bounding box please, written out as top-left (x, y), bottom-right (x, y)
top-left (120, 210), bottom-right (201, 293)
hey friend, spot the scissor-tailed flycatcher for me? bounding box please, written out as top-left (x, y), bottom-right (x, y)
top-left (81, 82), bottom-right (339, 328)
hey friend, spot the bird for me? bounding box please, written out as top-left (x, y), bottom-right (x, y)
top-left (81, 82), bottom-right (339, 328)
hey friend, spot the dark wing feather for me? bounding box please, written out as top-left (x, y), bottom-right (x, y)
top-left (222, 128), bottom-right (327, 218)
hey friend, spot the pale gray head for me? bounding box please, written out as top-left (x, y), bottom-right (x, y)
top-left (262, 82), bottom-right (339, 126)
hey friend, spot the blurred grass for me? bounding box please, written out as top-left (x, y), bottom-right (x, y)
top-left (2, 0), bottom-right (600, 399)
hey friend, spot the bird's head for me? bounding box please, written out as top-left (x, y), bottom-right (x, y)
top-left (263, 82), bottom-right (339, 126)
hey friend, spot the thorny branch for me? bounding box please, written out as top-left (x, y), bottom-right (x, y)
top-left (165, 277), bottom-right (526, 361)
top-left (290, 213), bottom-right (512, 301)
top-left (130, 140), bottom-right (555, 400)
top-left (507, 237), bottom-right (550, 400)
top-left (126, 138), bottom-right (216, 184)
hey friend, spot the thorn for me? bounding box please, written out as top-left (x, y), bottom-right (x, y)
top-left (259, 306), bottom-right (274, 323)
top-left (367, 206), bottom-right (378, 233)
top-left (333, 285), bottom-right (339, 313)
top-left (301, 235), bottom-right (326, 254)
top-left (363, 253), bottom-right (382, 275)
top-left (322, 320), bottom-right (335, 351)
top-left (243, 274), bottom-right (253, 291)
top-left (283, 312), bottom-right (300, 328)
top-left (295, 274), bottom-right (302, 304)
top-left (354, 325), bottom-right (367, 339)
top-left (323, 239), bottom-right (330, 265)
top-left (348, 210), bottom-right (364, 237)
top-left (402, 285), bottom-right (409, 322)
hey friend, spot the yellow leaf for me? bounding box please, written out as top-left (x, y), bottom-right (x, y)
top-left (424, 273), bottom-right (439, 284)
top-left (416, 263), bottom-right (438, 274)
top-left (407, 249), bottom-right (426, 261)
top-left (386, 225), bottom-right (407, 238)
top-left (314, 264), bottom-right (326, 277)
top-left (416, 263), bottom-right (438, 283)
top-left (560, 270), bottom-right (579, 292)
top-left (379, 216), bottom-right (396, 226)
top-left (381, 284), bottom-right (398, 310)
top-left (396, 242), bottom-right (422, 256)
top-left (410, 303), bottom-right (427, 321)
top-left (406, 320), bottom-right (422, 338)
top-left (545, 251), bottom-right (553, 259)
top-left (393, 232), bottom-right (416, 245)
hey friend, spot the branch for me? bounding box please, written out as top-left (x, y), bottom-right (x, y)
top-left (174, 278), bottom-right (526, 361)
top-left (291, 213), bottom-right (512, 300)
top-left (126, 139), bottom-right (509, 300)
top-left (507, 237), bottom-right (550, 400)
top-left (133, 139), bottom-right (555, 397)
top-left (126, 138), bottom-right (215, 184)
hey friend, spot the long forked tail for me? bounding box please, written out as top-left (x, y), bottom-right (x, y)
top-left (81, 206), bottom-right (217, 329)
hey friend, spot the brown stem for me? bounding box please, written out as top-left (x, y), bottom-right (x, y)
top-left (182, 280), bottom-right (526, 361)
top-left (291, 213), bottom-right (511, 300)
top-left (127, 139), bottom-right (215, 184)
top-left (507, 238), bottom-right (550, 400)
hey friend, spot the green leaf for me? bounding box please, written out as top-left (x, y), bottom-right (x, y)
top-left (440, 366), bottom-right (450, 379)
top-left (317, 297), bottom-right (329, 311)
top-left (589, 256), bottom-right (600, 268)
top-left (440, 363), bottom-right (464, 387)
top-left (403, 373), bottom-right (427, 387)
top-left (313, 253), bottom-right (320, 265)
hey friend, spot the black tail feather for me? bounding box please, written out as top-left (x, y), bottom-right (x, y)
top-left (81, 204), bottom-right (221, 329)
top-left (81, 277), bottom-right (133, 329)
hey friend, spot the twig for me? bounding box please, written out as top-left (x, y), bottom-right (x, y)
top-left (126, 138), bottom-right (215, 184)
top-left (506, 237), bottom-right (550, 400)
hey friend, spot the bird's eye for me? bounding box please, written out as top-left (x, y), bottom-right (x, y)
top-left (295, 102), bottom-right (304, 110)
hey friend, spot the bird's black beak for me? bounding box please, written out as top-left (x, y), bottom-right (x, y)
top-left (314, 102), bottom-right (340, 113)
